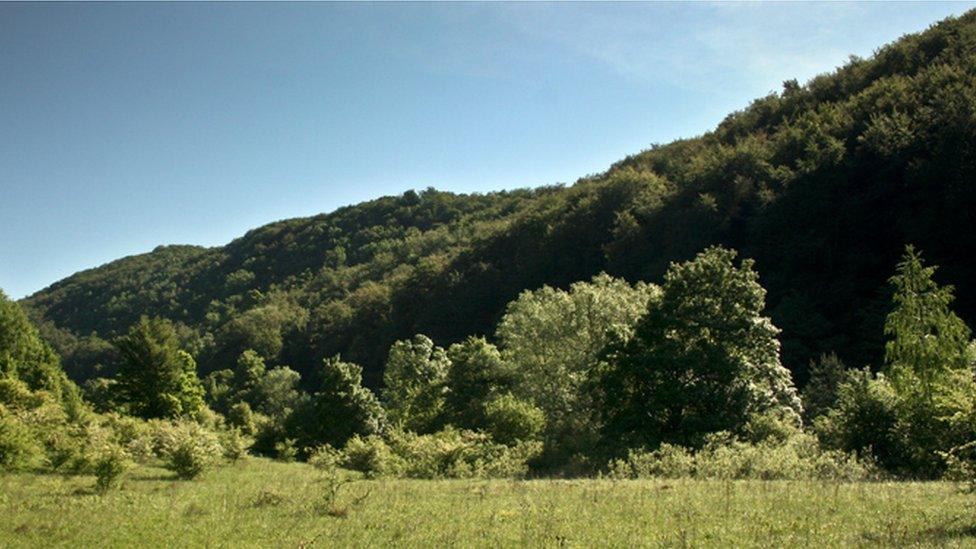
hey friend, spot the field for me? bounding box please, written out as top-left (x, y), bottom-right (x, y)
top-left (0, 459), bottom-right (974, 548)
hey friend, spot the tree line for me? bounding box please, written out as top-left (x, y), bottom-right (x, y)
top-left (4, 243), bottom-right (973, 484)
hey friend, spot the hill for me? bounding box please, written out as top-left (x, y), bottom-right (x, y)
top-left (22, 10), bottom-right (976, 387)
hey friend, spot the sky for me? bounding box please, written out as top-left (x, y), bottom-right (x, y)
top-left (2, 2), bottom-right (974, 299)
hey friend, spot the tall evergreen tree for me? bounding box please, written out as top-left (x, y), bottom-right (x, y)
top-left (113, 316), bottom-right (205, 419)
top-left (881, 245), bottom-right (976, 476)
top-left (884, 245), bottom-right (972, 399)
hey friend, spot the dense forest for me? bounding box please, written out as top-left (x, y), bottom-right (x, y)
top-left (24, 11), bottom-right (976, 391)
top-left (3, 12), bottom-right (976, 483)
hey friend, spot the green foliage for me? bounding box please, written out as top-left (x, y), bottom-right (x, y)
top-left (93, 445), bottom-right (131, 494)
top-left (307, 444), bottom-right (343, 471)
top-left (814, 248), bottom-right (976, 477)
top-left (286, 355), bottom-right (384, 452)
top-left (482, 393), bottom-right (545, 446)
top-left (382, 335), bottom-right (449, 433)
top-left (226, 401), bottom-right (256, 435)
top-left (0, 413), bottom-right (42, 471)
top-left (81, 377), bottom-right (118, 413)
top-left (609, 431), bottom-right (875, 481)
top-left (274, 438), bottom-right (298, 462)
top-left (386, 427), bottom-right (541, 479)
top-left (497, 273), bottom-right (657, 463)
top-left (0, 291), bottom-right (75, 402)
top-left (942, 440), bottom-right (976, 487)
top-left (802, 353), bottom-right (848, 422)
top-left (884, 245), bottom-right (972, 398)
top-left (219, 428), bottom-right (251, 461)
top-left (112, 317), bottom-right (205, 419)
top-left (205, 350), bottom-right (302, 423)
top-left (607, 444), bottom-right (695, 479)
top-left (210, 300), bottom-right (309, 368)
top-left (813, 368), bottom-right (901, 471)
top-left (441, 337), bottom-right (514, 431)
top-left (341, 435), bottom-right (398, 478)
top-left (156, 421), bottom-right (224, 480)
top-left (596, 247), bottom-right (801, 452)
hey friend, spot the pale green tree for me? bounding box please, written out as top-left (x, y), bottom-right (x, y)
top-left (382, 334), bottom-right (449, 433)
top-left (496, 273), bottom-right (658, 461)
top-left (884, 245), bottom-right (972, 399)
top-left (881, 245), bottom-right (976, 475)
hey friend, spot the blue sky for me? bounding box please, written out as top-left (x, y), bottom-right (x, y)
top-left (2, 2), bottom-right (973, 299)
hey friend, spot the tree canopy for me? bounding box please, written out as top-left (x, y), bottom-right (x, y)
top-left (112, 317), bottom-right (205, 419)
top-left (596, 247), bottom-right (801, 451)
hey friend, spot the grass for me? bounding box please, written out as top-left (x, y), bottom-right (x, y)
top-left (1, 458), bottom-right (974, 547)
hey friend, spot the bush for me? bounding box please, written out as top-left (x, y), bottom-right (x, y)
top-left (308, 444), bottom-right (342, 471)
top-left (813, 369), bottom-right (901, 472)
top-left (93, 445), bottom-right (130, 494)
top-left (227, 402), bottom-right (257, 435)
top-left (0, 414), bottom-right (41, 471)
top-left (156, 422), bottom-right (223, 480)
top-left (608, 444), bottom-right (695, 479)
top-left (342, 435), bottom-right (398, 478)
top-left (942, 440), bottom-right (976, 487)
top-left (483, 394), bottom-right (545, 445)
top-left (274, 438), bottom-right (297, 462)
top-left (386, 427), bottom-right (540, 479)
top-left (220, 428), bottom-right (251, 461)
top-left (606, 431), bottom-right (875, 481)
top-left (45, 426), bottom-right (90, 473)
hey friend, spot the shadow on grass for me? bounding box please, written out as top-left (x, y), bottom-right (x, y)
top-left (128, 472), bottom-right (175, 482)
top-left (863, 521), bottom-right (976, 545)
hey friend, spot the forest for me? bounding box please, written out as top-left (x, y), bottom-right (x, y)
top-left (3, 9), bottom-right (976, 546)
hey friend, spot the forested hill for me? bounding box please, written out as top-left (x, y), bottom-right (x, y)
top-left (23, 11), bottom-right (976, 387)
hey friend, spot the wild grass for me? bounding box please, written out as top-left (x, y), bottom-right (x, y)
top-left (0, 458), bottom-right (973, 547)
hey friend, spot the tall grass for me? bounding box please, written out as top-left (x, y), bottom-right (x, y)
top-left (0, 458), bottom-right (973, 547)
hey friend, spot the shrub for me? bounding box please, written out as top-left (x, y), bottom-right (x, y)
top-left (608, 444), bottom-right (695, 479)
top-left (308, 444), bottom-right (342, 471)
top-left (220, 428), bottom-right (251, 461)
top-left (0, 378), bottom-right (43, 411)
top-left (274, 438), bottom-right (297, 462)
top-left (93, 445), bottom-right (130, 494)
top-left (482, 393), bottom-right (545, 445)
top-left (606, 431), bottom-right (875, 481)
top-left (386, 427), bottom-right (540, 479)
top-left (157, 422), bottom-right (223, 480)
top-left (0, 414), bottom-right (41, 471)
top-left (476, 439), bottom-right (542, 478)
top-left (227, 402), bottom-right (257, 435)
top-left (342, 435), bottom-right (398, 478)
top-left (813, 369), bottom-right (901, 471)
top-left (45, 426), bottom-right (90, 473)
top-left (942, 440), bottom-right (976, 487)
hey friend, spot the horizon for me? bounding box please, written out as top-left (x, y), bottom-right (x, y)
top-left (3, 2), bottom-right (974, 299)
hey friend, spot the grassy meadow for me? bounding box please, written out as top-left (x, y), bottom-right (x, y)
top-left (1, 458), bottom-right (973, 548)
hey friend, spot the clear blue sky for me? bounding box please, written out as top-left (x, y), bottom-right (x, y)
top-left (2, 2), bottom-right (973, 299)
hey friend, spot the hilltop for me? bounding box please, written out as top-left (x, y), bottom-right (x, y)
top-left (23, 11), bottom-right (976, 387)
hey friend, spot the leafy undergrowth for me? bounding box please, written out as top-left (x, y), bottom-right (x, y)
top-left (0, 458), bottom-right (973, 547)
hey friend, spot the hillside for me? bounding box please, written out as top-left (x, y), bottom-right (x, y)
top-left (23, 10), bottom-right (976, 387)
